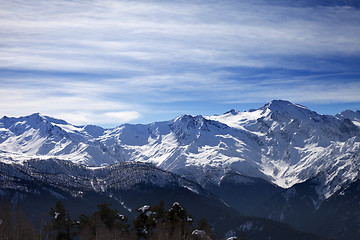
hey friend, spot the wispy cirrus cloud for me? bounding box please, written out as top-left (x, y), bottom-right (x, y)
top-left (0, 78), bottom-right (142, 125)
top-left (0, 0), bottom-right (359, 126)
top-left (1, 0), bottom-right (359, 71)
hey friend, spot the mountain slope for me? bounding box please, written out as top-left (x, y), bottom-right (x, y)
top-left (1, 100), bottom-right (359, 201)
top-left (1, 100), bottom-right (359, 239)
top-left (0, 158), bottom-right (329, 240)
top-left (336, 109), bottom-right (360, 128)
top-left (259, 173), bottom-right (360, 240)
top-left (204, 171), bottom-right (283, 216)
top-left (207, 100), bottom-right (360, 192)
top-left (0, 113), bottom-right (114, 166)
top-left (0, 159), bottom-right (229, 224)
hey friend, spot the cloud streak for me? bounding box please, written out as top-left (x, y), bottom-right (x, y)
top-left (0, 0), bottom-right (359, 126)
top-left (2, 0), bottom-right (359, 71)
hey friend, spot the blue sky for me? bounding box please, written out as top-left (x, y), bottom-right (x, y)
top-left (1, 0), bottom-right (360, 127)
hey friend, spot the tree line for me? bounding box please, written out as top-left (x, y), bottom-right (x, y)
top-left (0, 200), bottom-right (239, 240)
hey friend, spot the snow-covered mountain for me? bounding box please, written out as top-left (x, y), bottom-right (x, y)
top-left (336, 109), bottom-right (360, 127)
top-left (206, 100), bottom-right (360, 198)
top-left (1, 100), bottom-right (359, 200)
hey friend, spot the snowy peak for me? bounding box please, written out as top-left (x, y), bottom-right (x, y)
top-left (207, 100), bottom-right (319, 132)
top-left (1, 100), bottom-right (360, 200)
top-left (1, 113), bottom-right (46, 129)
top-left (336, 110), bottom-right (360, 128)
top-left (170, 114), bottom-right (228, 144)
top-left (0, 113), bottom-right (117, 166)
top-left (261, 100), bottom-right (309, 112)
top-left (260, 99), bottom-right (319, 121)
top-left (209, 100), bottom-right (359, 138)
top-left (172, 114), bottom-right (207, 127)
top-left (82, 125), bottom-right (105, 138)
top-left (0, 113), bottom-right (67, 142)
top-left (224, 109), bottom-right (239, 115)
top-left (0, 113), bottom-right (106, 141)
top-left (1, 113), bottom-right (71, 134)
top-left (205, 101), bottom-right (360, 192)
top-left (336, 109), bottom-right (360, 120)
top-left (172, 114), bottom-right (226, 130)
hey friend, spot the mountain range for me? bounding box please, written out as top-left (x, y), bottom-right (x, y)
top-left (1, 99), bottom-right (359, 239)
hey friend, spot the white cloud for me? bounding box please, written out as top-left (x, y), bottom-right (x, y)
top-left (223, 80), bottom-right (360, 104)
top-left (104, 111), bottom-right (141, 122)
top-left (55, 111), bottom-right (141, 126)
top-left (0, 0), bottom-right (359, 125)
top-left (0, 79), bottom-right (142, 126)
top-left (1, 0), bottom-right (359, 73)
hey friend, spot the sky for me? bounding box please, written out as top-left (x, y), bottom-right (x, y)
top-left (1, 0), bottom-right (360, 128)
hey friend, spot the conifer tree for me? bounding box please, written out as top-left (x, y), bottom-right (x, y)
top-left (133, 204), bottom-right (156, 239)
top-left (45, 201), bottom-right (74, 240)
top-left (165, 202), bottom-right (193, 240)
top-left (77, 202), bottom-right (130, 240)
top-left (196, 217), bottom-right (215, 239)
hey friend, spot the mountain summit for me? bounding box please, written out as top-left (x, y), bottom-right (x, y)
top-left (1, 100), bottom-right (359, 199)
